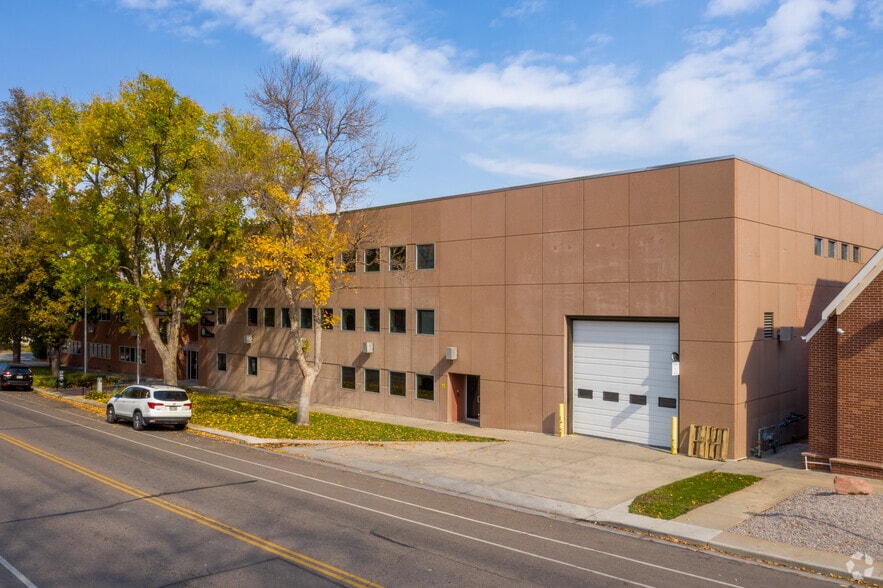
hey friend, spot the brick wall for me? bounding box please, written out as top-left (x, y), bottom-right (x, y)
top-left (835, 278), bottom-right (883, 478)
top-left (807, 320), bottom-right (838, 457)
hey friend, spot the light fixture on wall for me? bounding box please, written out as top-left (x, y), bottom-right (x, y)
top-left (836, 328), bottom-right (845, 335)
top-left (670, 352), bottom-right (679, 362)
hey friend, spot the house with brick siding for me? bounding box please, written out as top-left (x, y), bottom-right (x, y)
top-left (804, 246), bottom-right (883, 479)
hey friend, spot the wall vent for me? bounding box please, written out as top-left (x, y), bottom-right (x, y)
top-left (763, 312), bottom-right (774, 340)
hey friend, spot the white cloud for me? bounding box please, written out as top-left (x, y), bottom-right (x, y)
top-left (118, 0), bottom-right (866, 187)
top-left (706, 0), bottom-right (769, 18)
top-left (867, 0), bottom-right (883, 28)
top-left (500, 0), bottom-right (546, 19)
top-left (464, 154), bottom-right (590, 181)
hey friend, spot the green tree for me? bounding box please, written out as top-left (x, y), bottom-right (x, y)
top-left (45, 75), bottom-right (253, 385)
top-left (241, 56), bottom-right (412, 425)
top-left (0, 88), bottom-right (51, 362)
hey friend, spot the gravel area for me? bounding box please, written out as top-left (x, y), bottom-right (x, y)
top-left (729, 487), bottom-right (883, 561)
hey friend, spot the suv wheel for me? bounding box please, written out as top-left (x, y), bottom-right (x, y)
top-left (132, 411), bottom-right (145, 431)
top-left (106, 406), bottom-right (117, 423)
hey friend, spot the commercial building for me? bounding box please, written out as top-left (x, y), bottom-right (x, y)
top-left (63, 157), bottom-right (883, 459)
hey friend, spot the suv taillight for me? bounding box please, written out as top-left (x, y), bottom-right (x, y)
top-left (184, 402), bottom-right (192, 409)
top-left (147, 401), bottom-right (163, 409)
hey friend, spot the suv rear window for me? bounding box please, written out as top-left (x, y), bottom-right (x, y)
top-left (154, 390), bottom-right (188, 401)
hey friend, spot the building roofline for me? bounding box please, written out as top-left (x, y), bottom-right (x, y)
top-left (356, 154), bottom-right (871, 215)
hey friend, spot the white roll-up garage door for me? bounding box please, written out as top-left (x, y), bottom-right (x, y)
top-left (572, 320), bottom-right (679, 447)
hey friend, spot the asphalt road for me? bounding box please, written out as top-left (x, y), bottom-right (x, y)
top-left (0, 391), bottom-right (850, 587)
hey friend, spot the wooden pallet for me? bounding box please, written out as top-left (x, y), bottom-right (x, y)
top-left (688, 424), bottom-right (729, 461)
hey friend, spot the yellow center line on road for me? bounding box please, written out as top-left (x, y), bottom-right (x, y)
top-left (0, 432), bottom-right (382, 588)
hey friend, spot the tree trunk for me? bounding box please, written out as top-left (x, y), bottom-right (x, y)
top-left (48, 346), bottom-right (60, 377)
top-left (296, 367), bottom-right (318, 426)
top-left (12, 337), bottom-right (21, 364)
top-left (140, 305), bottom-right (180, 386)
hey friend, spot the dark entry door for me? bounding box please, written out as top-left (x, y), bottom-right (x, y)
top-left (185, 350), bottom-right (198, 380)
top-left (466, 375), bottom-right (480, 421)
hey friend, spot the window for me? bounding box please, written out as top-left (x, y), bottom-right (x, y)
top-left (828, 240), bottom-right (836, 258)
top-left (341, 308), bottom-right (356, 331)
top-left (217, 353), bottom-right (227, 372)
top-left (364, 309), bottom-right (380, 332)
top-left (389, 371), bottom-right (407, 397)
top-left (389, 309), bottom-right (406, 334)
top-left (97, 308), bottom-right (111, 321)
top-left (247, 307), bottom-right (258, 326)
top-left (365, 248), bottom-right (380, 272)
top-left (63, 339), bottom-right (82, 355)
top-left (263, 308), bottom-right (276, 328)
top-left (300, 308), bottom-right (313, 329)
top-left (322, 308), bottom-right (335, 329)
top-left (659, 397), bottom-right (677, 409)
top-left (341, 366), bottom-right (356, 390)
top-left (416, 244), bottom-right (435, 270)
top-left (841, 243), bottom-right (849, 260)
top-left (577, 389), bottom-right (593, 399)
top-left (364, 368), bottom-right (380, 393)
top-left (217, 307), bottom-right (227, 325)
top-left (629, 394), bottom-right (647, 405)
top-left (854, 245), bottom-right (861, 263)
top-left (247, 356), bottom-right (258, 376)
top-left (416, 374), bottom-right (434, 401)
top-left (813, 236), bottom-right (823, 256)
top-left (603, 391), bottom-right (619, 402)
top-left (763, 312), bottom-right (774, 339)
top-left (342, 250), bottom-right (357, 273)
top-left (89, 342), bottom-right (111, 359)
top-left (281, 308), bottom-right (291, 329)
top-left (416, 309), bottom-right (435, 335)
top-left (389, 245), bottom-right (406, 271)
top-left (120, 346), bottom-right (146, 364)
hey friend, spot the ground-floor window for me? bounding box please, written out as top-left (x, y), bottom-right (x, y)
top-left (247, 356), bottom-right (258, 376)
top-left (364, 368), bottom-right (380, 393)
top-left (89, 342), bottom-right (111, 359)
top-left (389, 371), bottom-right (406, 397)
top-left (416, 374), bottom-right (434, 401)
top-left (341, 366), bottom-right (356, 389)
top-left (63, 339), bottom-right (82, 355)
top-left (119, 346), bottom-right (145, 364)
top-left (217, 352), bottom-right (227, 372)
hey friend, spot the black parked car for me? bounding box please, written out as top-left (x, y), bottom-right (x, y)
top-left (0, 363), bottom-right (34, 390)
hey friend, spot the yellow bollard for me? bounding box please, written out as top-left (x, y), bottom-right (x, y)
top-left (558, 403), bottom-right (566, 437)
top-left (671, 416), bottom-right (679, 454)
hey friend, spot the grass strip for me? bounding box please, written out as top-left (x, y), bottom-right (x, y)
top-left (629, 471), bottom-right (761, 520)
top-left (31, 364), bottom-right (496, 443)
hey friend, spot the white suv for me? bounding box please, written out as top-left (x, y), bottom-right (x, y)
top-left (106, 385), bottom-right (192, 430)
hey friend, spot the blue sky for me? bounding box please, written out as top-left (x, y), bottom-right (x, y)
top-left (2, 0), bottom-right (882, 210)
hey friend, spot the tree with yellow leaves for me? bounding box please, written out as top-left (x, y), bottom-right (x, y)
top-left (241, 56), bottom-right (412, 425)
top-left (45, 75), bottom-right (264, 385)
